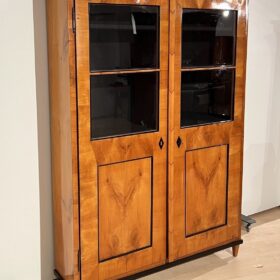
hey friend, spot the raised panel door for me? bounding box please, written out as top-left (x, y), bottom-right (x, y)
top-left (76, 1), bottom-right (169, 279)
top-left (168, 0), bottom-right (247, 261)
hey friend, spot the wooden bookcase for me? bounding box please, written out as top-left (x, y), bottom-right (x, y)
top-left (47, 0), bottom-right (248, 279)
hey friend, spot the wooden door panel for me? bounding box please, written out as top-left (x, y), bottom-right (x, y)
top-left (168, 0), bottom-right (247, 261)
top-left (76, 0), bottom-right (169, 278)
top-left (99, 157), bottom-right (152, 261)
top-left (185, 145), bottom-right (228, 236)
top-left (183, 0), bottom-right (242, 9)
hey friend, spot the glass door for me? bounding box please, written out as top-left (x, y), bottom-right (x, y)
top-left (76, 1), bottom-right (168, 279)
top-left (181, 9), bottom-right (237, 127)
top-left (168, 0), bottom-right (248, 262)
top-left (89, 4), bottom-right (160, 139)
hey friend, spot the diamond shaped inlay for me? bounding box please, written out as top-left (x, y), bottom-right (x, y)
top-left (159, 138), bottom-right (164, 150)
top-left (177, 137), bottom-right (182, 148)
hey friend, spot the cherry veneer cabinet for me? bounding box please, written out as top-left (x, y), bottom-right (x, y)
top-left (47, 0), bottom-right (248, 279)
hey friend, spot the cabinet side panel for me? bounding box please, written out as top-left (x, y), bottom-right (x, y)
top-left (47, 0), bottom-right (79, 279)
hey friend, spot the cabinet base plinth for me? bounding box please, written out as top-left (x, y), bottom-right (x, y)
top-left (54, 240), bottom-right (243, 280)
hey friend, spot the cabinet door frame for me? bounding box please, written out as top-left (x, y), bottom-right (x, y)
top-left (168, 0), bottom-right (248, 262)
top-left (75, 0), bottom-right (169, 279)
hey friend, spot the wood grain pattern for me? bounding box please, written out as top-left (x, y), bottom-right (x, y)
top-left (185, 145), bottom-right (228, 236)
top-left (87, 0), bottom-right (161, 5)
top-left (47, 0), bottom-right (80, 279)
top-left (76, 0), bottom-right (168, 278)
top-left (185, 0), bottom-right (243, 9)
top-left (168, 0), bottom-right (248, 261)
top-left (99, 158), bottom-right (152, 261)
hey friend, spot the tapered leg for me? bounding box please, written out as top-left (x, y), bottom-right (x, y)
top-left (232, 245), bottom-right (240, 257)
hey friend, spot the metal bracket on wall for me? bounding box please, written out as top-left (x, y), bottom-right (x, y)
top-left (241, 214), bottom-right (256, 232)
top-left (54, 270), bottom-right (64, 280)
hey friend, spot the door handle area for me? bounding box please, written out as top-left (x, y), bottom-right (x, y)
top-left (159, 138), bottom-right (165, 150)
top-left (177, 137), bottom-right (182, 148)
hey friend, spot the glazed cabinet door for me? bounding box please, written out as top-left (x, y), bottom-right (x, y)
top-left (76, 0), bottom-right (168, 279)
top-left (168, 0), bottom-right (247, 261)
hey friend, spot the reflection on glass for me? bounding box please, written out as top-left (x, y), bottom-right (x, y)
top-left (89, 4), bottom-right (159, 71)
top-left (91, 72), bottom-right (159, 139)
top-left (182, 9), bottom-right (237, 67)
top-left (181, 69), bottom-right (235, 127)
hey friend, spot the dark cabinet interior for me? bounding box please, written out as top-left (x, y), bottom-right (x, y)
top-left (182, 9), bottom-right (237, 68)
top-left (89, 4), bottom-right (159, 71)
top-left (181, 69), bottom-right (235, 127)
top-left (90, 72), bottom-right (159, 139)
top-left (181, 8), bottom-right (237, 128)
top-left (89, 4), bottom-right (160, 139)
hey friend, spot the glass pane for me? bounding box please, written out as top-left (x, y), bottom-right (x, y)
top-left (89, 4), bottom-right (159, 71)
top-left (181, 69), bottom-right (235, 127)
top-left (91, 72), bottom-right (159, 139)
top-left (182, 9), bottom-right (237, 67)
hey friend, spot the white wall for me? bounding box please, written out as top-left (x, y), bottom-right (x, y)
top-left (0, 0), bottom-right (41, 279)
top-left (242, 0), bottom-right (280, 215)
top-left (33, 0), bottom-right (54, 279)
top-left (0, 0), bottom-right (53, 279)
